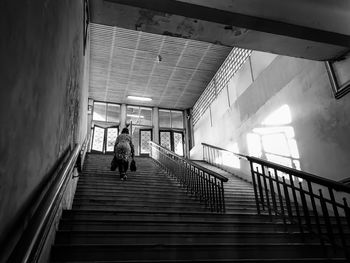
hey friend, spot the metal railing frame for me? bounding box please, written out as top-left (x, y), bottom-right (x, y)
top-left (149, 141), bottom-right (228, 213)
top-left (202, 142), bottom-right (350, 258)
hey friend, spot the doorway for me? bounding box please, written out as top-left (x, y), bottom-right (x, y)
top-left (91, 125), bottom-right (119, 153)
top-left (160, 130), bottom-right (184, 156)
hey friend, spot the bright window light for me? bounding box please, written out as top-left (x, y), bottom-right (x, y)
top-left (127, 96), bottom-right (152, 101)
top-left (247, 133), bottom-right (262, 157)
top-left (262, 104), bottom-right (291, 126)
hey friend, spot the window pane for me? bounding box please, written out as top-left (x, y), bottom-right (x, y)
top-left (93, 102), bottom-right (106, 121)
top-left (107, 104), bottom-right (120, 123)
top-left (159, 110), bottom-right (171, 128)
top-left (139, 107), bottom-right (152, 126)
top-left (126, 106), bottom-right (141, 124)
top-left (171, 111), bottom-right (184, 129)
top-left (126, 106), bottom-right (152, 126)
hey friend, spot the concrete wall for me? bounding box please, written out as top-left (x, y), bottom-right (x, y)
top-left (191, 51), bottom-right (350, 183)
top-left (0, 0), bottom-right (88, 256)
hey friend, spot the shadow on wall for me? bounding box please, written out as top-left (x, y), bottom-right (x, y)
top-left (247, 105), bottom-right (301, 171)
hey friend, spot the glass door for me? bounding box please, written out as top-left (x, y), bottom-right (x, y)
top-left (160, 130), bottom-right (184, 156)
top-left (105, 126), bottom-right (119, 153)
top-left (173, 131), bottom-right (184, 156)
top-left (160, 131), bottom-right (171, 150)
top-left (140, 129), bottom-right (152, 155)
top-left (91, 125), bottom-right (119, 153)
top-left (91, 125), bottom-right (105, 153)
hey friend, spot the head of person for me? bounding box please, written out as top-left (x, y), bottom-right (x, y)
top-left (121, 128), bottom-right (129, 134)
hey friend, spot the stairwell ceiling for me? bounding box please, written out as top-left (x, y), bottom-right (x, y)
top-left (89, 23), bottom-right (232, 109)
top-left (90, 0), bottom-right (350, 61)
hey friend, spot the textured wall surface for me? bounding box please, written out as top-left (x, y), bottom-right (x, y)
top-left (191, 52), bottom-right (350, 182)
top-left (0, 0), bottom-right (87, 249)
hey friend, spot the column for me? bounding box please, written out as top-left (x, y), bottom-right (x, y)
top-left (152, 107), bottom-right (159, 144)
top-left (120, 103), bottom-right (127, 131)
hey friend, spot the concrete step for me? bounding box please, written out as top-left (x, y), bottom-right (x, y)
top-left (59, 219), bottom-right (300, 232)
top-left (52, 259), bottom-right (348, 263)
top-left (61, 210), bottom-right (284, 223)
top-left (51, 243), bottom-right (342, 261)
top-left (55, 230), bottom-right (318, 245)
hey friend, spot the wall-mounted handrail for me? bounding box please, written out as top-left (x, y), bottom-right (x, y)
top-left (150, 141), bottom-right (227, 213)
top-left (7, 137), bottom-right (86, 263)
top-left (202, 142), bottom-right (350, 259)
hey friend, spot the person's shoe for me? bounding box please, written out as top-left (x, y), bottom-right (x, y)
top-left (123, 175), bottom-right (127, 181)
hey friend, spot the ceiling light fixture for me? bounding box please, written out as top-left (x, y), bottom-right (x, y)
top-left (127, 114), bottom-right (144, 118)
top-left (127, 96), bottom-right (152, 101)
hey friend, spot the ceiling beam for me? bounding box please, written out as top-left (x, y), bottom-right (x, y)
top-left (90, 0), bottom-right (350, 60)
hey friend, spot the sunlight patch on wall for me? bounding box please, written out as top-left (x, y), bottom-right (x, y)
top-left (247, 105), bottom-right (301, 174)
top-left (213, 143), bottom-right (241, 169)
top-left (262, 104), bottom-right (292, 125)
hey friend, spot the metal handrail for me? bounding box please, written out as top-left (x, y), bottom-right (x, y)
top-left (202, 142), bottom-right (350, 192)
top-left (7, 140), bottom-right (84, 262)
top-left (152, 142), bottom-right (228, 182)
top-left (202, 142), bottom-right (248, 160)
top-left (202, 142), bottom-right (350, 259)
top-left (150, 141), bottom-right (227, 213)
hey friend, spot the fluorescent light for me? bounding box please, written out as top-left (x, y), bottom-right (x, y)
top-left (127, 96), bottom-right (152, 101)
top-left (127, 114), bottom-right (144, 118)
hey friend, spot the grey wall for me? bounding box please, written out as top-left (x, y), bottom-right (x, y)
top-left (0, 0), bottom-right (88, 250)
top-left (191, 51), bottom-right (350, 182)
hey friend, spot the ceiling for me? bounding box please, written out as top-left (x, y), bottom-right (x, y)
top-left (88, 0), bottom-right (350, 110)
top-left (90, 0), bottom-right (350, 61)
top-left (89, 23), bottom-right (233, 109)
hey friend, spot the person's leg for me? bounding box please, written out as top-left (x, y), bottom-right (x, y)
top-left (124, 160), bottom-right (129, 173)
top-left (117, 159), bottom-right (124, 179)
top-left (121, 160), bottom-right (129, 180)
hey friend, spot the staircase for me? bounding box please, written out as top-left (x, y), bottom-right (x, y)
top-left (51, 154), bottom-right (348, 262)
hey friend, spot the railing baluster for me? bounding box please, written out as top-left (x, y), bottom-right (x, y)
top-left (307, 182), bottom-right (324, 246)
top-left (267, 171), bottom-right (278, 215)
top-left (299, 182), bottom-right (311, 229)
top-left (222, 181), bottom-right (226, 213)
top-left (282, 177), bottom-right (293, 220)
top-left (319, 190), bottom-right (334, 244)
top-left (328, 188), bottom-right (347, 253)
top-left (289, 175), bottom-right (303, 234)
top-left (256, 166), bottom-right (265, 209)
top-left (274, 171), bottom-right (286, 225)
top-left (214, 178), bottom-right (219, 212)
top-left (210, 177), bottom-right (215, 212)
top-left (249, 161), bottom-right (260, 215)
top-left (262, 166), bottom-right (272, 217)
